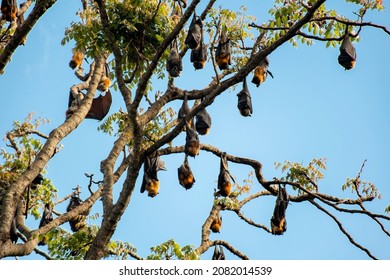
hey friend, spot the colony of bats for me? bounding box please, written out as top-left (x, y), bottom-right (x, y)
top-left (3, 0), bottom-right (358, 258)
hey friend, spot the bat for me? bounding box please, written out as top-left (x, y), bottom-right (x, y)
top-left (140, 154), bottom-right (167, 197)
top-left (212, 245), bottom-right (226, 260)
top-left (338, 32), bottom-right (356, 70)
top-left (97, 63), bottom-right (111, 92)
top-left (66, 196), bottom-right (89, 232)
top-left (69, 51), bottom-right (84, 70)
top-left (1, 0), bottom-right (17, 22)
top-left (177, 155), bottom-right (196, 190)
top-left (217, 153), bottom-right (234, 197)
top-left (270, 184), bottom-right (289, 235)
top-left (38, 203), bottom-right (54, 246)
top-left (237, 78), bottom-right (253, 117)
top-left (184, 121), bottom-right (200, 157)
top-left (170, 3), bottom-right (182, 25)
top-left (190, 42), bottom-right (208, 70)
top-left (185, 12), bottom-right (203, 50)
top-left (178, 92), bottom-right (190, 121)
top-left (178, 93), bottom-right (193, 129)
top-left (10, 218), bottom-right (17, 243)
top-left (66, 89), bottom-right (112, 121)
top-left (251, 57), bottom-right (274, 87)
top-left (195, 106), bottom-right (211, 135)
top-left (166, 39), bottom-right (183, 78)
top-left (215, 29), bottom-right (231, 70)
top-left (31, 173), bottom-right (44, 190)
top-left (210, 212), bottom-right (222, 233)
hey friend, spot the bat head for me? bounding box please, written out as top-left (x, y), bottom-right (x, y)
top-left (190, 43), bottom-right (207, 70)
top-left (146, 179), bottom-right (160, 197)
top-left (195, 108), bottom-right (211, 135)
top-left (177, 156), bottom-right (196, 190)
top-left (210, 214), bottom-right (222, 233)
top-left (97, 76), bottom-right (111, 92)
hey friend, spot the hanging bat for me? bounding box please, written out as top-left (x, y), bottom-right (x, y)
top-left (210, 212), bottom-right (222, 233)
top-left (270, 184), bottom-right (289, 235)
top-left (190, 42), bottom-right (208, 70)
top-left (31, 173), bottom-right (44, 190)
top-left (338, 32), bottom-right (356, 70)
top-left (177, 155), bottom-right (195, 190)
top-left (195, 106), bottom-right (211, 135)
top-left (212, 245), bottom-right (226, 260)
top-left (170, 3), bottom-right (182, 25)
top-left (66, 89), bottom-right (112, 121)
top-left (185, 12), bottom-right (203, 50)
top-left (217, 153), bottom-right (235, 197)
top-left (10, 217), bottom-right (18, 243)
top-left (166, 39), bottom-right (183, 78)
top-left (215, 29), bottom-right (231, 70)
top-left (66, 196), bottom-right (89, 232)
top-left (38, 203), bottom-right (54, 246)
top-left (1, 0), bottom-right (17, 22)
top-left (178, 92), bottom-right (190, 122)
top-left (185, 121), bottom-right (200, 157)
top-left (97, 63), bottom-right (111, 92)
top-left (237, 78), bottom-right (253, 117)
top-left (251, 57), bottom-right (274, 87)
top-left (140, 154), bottom-right (167, 197)
top-left (69, 51), bottom-right (84, 70)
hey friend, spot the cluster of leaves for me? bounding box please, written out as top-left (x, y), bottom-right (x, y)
top-left (147, 239), bottom-right (199, 260)
top-left (62, 0), bottom-right (176, 89)
top-left (265, 0), bottom-right (383, 48)
top-left (275, 158), bottom-right (327, 193)
top-left (0, 114), bottom-right (57, 218)
top-left (98, 105), bottom-right (176, 150)
top-left (342, 177), bottom-right (381, 199)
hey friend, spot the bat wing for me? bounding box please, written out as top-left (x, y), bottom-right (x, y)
top-left (178, 93), bottom-right (190, 120)
top-left (167, 43), bottom-right (182, 77)
top-left (338, 34), bottom-right (356, 70)
top-left (212, 245), bottom-right (220, 260)
top-left (185, 15), bottom-right (203, 49)
top-left (215, 30), bottom-right (231, 70)
top-left (86, 90), bottom-right (112, 121)
top-left (39, 204), bottom-right (53, 228)
top-left (190, 43), bottom-right (207, 70)
top-left (237, 80), bottom-right (252, 117)
top-left (185, 123), bottom-right (200, 157)
top-left (270, 185), bottom-right (289, 235)
top-left (195, 108), bottom-right (211, 135)
top-left (218, 245), bottom-right (225, 260)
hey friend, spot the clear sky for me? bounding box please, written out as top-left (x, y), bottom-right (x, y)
top-left (1, 0), bottom-right (390, 260)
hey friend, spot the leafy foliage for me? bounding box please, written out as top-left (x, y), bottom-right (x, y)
top-left (147, 239), bottom-right (199, 260)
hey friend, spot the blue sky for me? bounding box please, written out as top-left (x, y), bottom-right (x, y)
top-left (1, 0), bottom-right (390, 260)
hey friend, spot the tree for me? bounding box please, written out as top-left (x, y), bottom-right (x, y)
top-left (1, 0), bottom-right (389, 260)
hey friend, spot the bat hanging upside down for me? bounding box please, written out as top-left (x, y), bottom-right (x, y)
top-left (140, 154), bottom-right (167, 197)
top-left (270, 184), bottom-right (289, 235)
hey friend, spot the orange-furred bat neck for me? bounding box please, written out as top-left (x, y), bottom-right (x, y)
top-left (146, 179), bottom-right (160, 197)
top-left (210, 216), bottom-right (222, 233)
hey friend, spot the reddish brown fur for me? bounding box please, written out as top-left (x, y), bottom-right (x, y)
top-left (216, 54), bottom-right (230, 70)
top-left (210, 215), bottom-right (222, 233)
